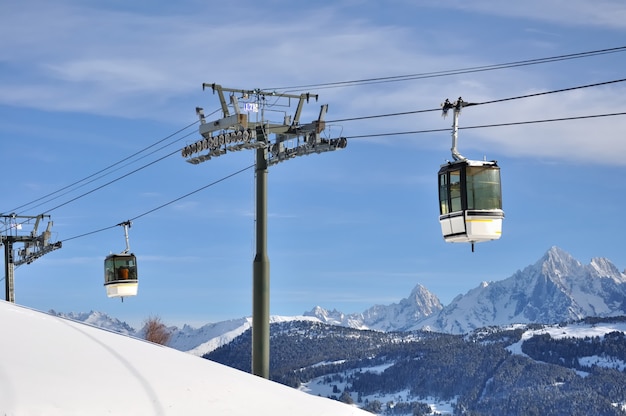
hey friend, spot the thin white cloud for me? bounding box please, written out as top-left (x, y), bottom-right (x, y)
top-left (452, 84), bottom-right (626, 164)
top-left (1, 0), bottom-right (625, 165)
top-left (45, 59), bottom-right (170, 92)
top-left (429, 0), bottom-right (626, 30)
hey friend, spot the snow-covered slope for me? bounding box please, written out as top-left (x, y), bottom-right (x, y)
top-left (52, 310), bottom-right (322, 357)
top-left (167, 317), bottom-right (251, 356)
top-left (49, 310), bottom-right (253, 356)
top-left (418, 247), bottom-right (626, 333)
top-left (50, 309), bottom-right (136, 335)
top-left (0, 301), bottom-right (370, 415)
top-left (177, 315), bottom-right (320, 356)
top-left (503, 319), bottom-right (626, 359)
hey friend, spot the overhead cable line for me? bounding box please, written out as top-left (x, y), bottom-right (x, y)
top-left (43, 148), bottom-right (183, 214)
top-left (469, 78), bottom-right (626, 107)
top-left (0, 144), bottom-right (188, 239)
top-left (6, 46), bottom-right (624, 214)
top-left (326, 77), bottom-right (626, 124)
top-left (6, 73), bottom-right (624, 231)
top-left (265, 46), bottom-right (626, 92)
top-left (329, 107), bottom-right (439, 123)
top-left (5, 119), bottom-right (201, 214)
top-left (19, 129), bottom-right (199, 216)
top-left (0, 119), bottom-right (209, 234)
top-left (343, 111), bottom-right (626, 140)
top-left (460, 112), bottom-right (626, 130)
top-left (11, 91), bottom-right (626, 243)
top-left (62, 164), bottom-right (255, 243)
top-left (20, 77), bottom-right (623, 220)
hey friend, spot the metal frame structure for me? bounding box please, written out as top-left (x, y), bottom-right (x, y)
top-left (1, 214), bottom-right (61, 302)
top-left (182, 84), bottom-right (347, 378)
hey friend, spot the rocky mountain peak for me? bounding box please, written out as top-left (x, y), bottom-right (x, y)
top-left (305, 283), bottom-right (442, 332)
top-left (537, 246), bottom-right (582, 280)
top-left (49, 309), bottom-right (136, 335)
top-left (590, 257), bottom-right (625, 281)
top-left (406, 284), bottom-right (444, 315)
top-left (418, 247), bottom-right (626, 333)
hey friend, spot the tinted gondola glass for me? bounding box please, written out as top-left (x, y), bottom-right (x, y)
top-left (104, 253), bottom-right (138, 298)
top-left (438, 160), bottom-right (503, 244)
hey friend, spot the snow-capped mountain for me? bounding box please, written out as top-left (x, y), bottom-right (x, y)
top-left (49, 310), bottom-right (251, 355)
top-left (51, 309), bottom-right (320, 356)
top-left (304, 284), bottom-right (443, 331)
top-left (167, 317), bottom-right (251, 356)
top-left (53, 247), bottom-right (626, 349)
top-left (49, 309), bottom-right (136, 335)
top-left (417, 246), bottom-right (626, 333)
top-left (168, 315), bottom-right (319, 356)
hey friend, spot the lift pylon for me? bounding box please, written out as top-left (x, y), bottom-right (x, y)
top-left (1, 214), bottom-right (62, 302)
top-left (183, 84), bottom-right (347, 379)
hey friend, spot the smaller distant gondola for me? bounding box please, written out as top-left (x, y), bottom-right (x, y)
top-left (104, 221), bottom-right (138, 299)
top-left (104, 252), bottom-right (138, 298)
top-left (438, 98), bottom-right (504, 251)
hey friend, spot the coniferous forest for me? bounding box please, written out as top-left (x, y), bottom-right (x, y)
top-left (205, 318), bottom-right (626, 415)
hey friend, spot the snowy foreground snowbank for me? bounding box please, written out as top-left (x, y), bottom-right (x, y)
top-left (0, 301), bottom-right (369, 415)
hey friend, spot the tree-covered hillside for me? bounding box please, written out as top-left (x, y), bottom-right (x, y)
top-left (205, 318), bottom-right (626, 415)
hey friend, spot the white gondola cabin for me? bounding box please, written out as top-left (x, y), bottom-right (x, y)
top-left (104, 252), bottom-right (138, 298)
top-left (438, 159), bottom-right (503, 246)
top-left (104, 221), bottom-right (138, 299)
top-left (438, 97), bottom-right (504, 250)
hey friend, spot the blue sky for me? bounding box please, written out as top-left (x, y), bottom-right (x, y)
top-left (1, 0), bottom-right (625, 328)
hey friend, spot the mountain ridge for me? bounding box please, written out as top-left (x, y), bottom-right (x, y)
top-left (53, 246), bottom-right (626, 350)
top-left (304, 283), bottom-right (443, 331)
top-left (417, 246), bottom-right (626, 333)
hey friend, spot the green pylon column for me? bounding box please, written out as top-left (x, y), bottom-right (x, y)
top-left (252, 146), bottom-right (270, 378)
top-left (4, 239), bottom-right (15, 303)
